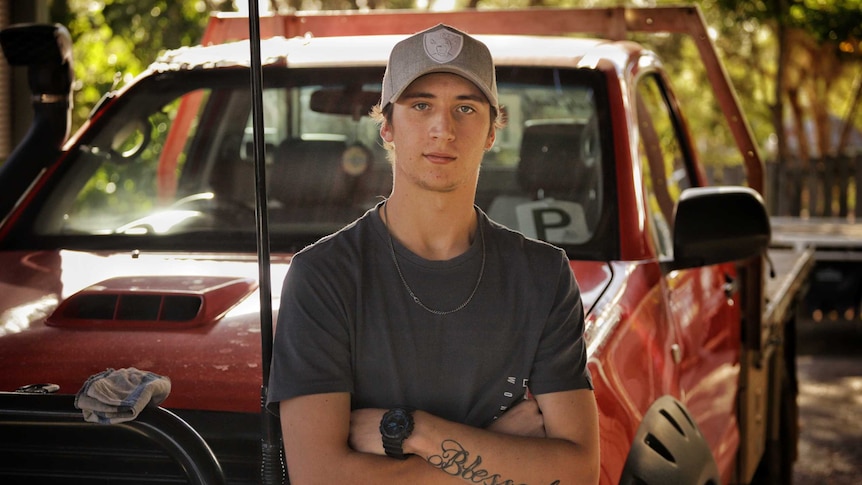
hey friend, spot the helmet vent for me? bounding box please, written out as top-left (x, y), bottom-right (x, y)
top-left (644, 432), bottom-right (676, 464)
top-left (659, 409), bottom-right (686, 437)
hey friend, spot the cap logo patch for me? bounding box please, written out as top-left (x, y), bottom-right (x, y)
top-left (423, 29), bottom-right (463, 64)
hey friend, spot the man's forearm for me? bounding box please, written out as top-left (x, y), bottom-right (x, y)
top-left (341, 410), bottom-right (587, 485)
top-left (405, 410), bottom-right (594, 485)
top-left (282, 391), bottom-right (599, 485)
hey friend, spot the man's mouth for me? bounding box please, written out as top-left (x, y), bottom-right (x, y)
top-left (425, 152), bottom-right (456, 164)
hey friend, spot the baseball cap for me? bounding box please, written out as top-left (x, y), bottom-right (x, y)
top-left (381, 24), bottom-right (498, 111)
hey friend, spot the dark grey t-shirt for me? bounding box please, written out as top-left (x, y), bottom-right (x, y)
top-left (267, 204), bottom-right (591, 427)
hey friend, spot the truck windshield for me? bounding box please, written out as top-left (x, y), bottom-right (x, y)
top-left (28, 66), bottom-right (611, 255)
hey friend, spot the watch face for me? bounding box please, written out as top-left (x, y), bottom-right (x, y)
top-left (381, 409), bottom-right (412, 439)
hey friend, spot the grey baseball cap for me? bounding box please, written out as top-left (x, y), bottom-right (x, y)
top-left (381, 24), bottom-right (498, 110)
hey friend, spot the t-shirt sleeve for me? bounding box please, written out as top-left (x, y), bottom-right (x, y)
top-left (528, 250), bottom-right (593, 395)
top-left (266, 251), bottom-right (353, 415)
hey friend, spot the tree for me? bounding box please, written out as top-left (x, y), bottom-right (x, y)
top-left (714, 0), bottom-right (862, 157)
top-left (52, 0), bottom-right (234, 130)
top-left (711, 0), bottom-right (862, 216)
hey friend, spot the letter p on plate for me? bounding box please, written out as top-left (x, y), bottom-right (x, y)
top-left (515, 199), bottom-right (590, 244)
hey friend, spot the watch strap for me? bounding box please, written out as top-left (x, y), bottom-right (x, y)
top-left (382, 434), bottom-right (408, 460)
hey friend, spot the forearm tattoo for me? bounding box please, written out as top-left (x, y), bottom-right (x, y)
top-left (427, 439), bottom-right (561, 485)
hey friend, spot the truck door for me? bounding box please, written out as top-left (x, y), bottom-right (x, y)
top-left (635, 72), bottom-right (742, 478)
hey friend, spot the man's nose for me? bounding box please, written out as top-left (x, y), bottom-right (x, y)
top-left (430, 111), bottom-right (456, 140)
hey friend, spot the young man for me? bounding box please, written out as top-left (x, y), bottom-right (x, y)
top-left (268, 24), bottom-right (600, 484)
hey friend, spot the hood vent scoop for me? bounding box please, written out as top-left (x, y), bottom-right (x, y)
top-left (47, 276), bottom-right (257, 329)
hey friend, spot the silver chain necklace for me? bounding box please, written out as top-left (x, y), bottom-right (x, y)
top-left (383, 201), bottom-right (485, 316)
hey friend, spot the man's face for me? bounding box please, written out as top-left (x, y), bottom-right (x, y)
top-left (381, 72), bottom-right (496, 195)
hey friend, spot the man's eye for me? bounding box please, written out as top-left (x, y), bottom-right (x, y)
top-left (413, 102), bottom-right (430, 110)
top-left (457, 105), bottom-right (476, 114)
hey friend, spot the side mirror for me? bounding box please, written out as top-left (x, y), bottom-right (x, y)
top-left (664, 186), bottom-right (770, 271)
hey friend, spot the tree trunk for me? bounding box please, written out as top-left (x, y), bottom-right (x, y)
top-left (772, 0), bottom-right (796, 216)
top-left (837, 68), bottom-right (862, 156)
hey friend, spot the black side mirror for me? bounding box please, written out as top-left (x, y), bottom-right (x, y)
top-left (664, 186), bottom-right (771, 271)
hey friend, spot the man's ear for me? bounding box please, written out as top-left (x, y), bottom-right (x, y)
top-left (380, 119), bottom-right (394, 143)
top-left (485, 129), bottom-right (496, 151)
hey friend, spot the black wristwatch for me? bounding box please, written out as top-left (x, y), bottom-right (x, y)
top-left (379, 407), bottom-right (415, 460)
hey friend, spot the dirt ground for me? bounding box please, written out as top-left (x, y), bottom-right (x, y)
top-left (793, 319), bottom-right (862, 484)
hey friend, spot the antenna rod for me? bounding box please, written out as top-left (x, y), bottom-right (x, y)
top-left (246, 1), bottom-right (284, 483)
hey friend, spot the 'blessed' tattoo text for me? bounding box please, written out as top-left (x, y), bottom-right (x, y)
top-left (427, 439), bottom-right (561, 485)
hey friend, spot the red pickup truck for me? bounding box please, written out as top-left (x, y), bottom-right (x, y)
top-left (0, 7), bottom-right (801, 485)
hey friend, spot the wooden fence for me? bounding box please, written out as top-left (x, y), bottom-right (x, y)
top-left (707, 153), bottom-right (861, 219)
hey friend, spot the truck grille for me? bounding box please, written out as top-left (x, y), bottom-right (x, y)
top-left (0, 393), bottom-right (262, 484)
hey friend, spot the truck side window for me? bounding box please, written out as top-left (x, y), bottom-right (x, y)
top-left (636, 74), bottom-right (692, 258)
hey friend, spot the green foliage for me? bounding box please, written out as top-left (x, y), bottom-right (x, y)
top-left (52, 0), bottom-right (230, 131)
top-left (789, 0), bottom-right (862, 48)
top-left (715, 0), bottom-right (862, 56)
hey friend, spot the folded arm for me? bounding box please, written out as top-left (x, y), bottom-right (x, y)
top-left (280, 389), bottom-right (599, 485)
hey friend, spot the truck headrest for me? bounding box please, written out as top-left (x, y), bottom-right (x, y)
top-left (517, 121), bottom-right (585, 199)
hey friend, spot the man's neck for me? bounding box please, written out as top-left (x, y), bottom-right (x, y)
top-left (382, 191), bottom-right (478, 261)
